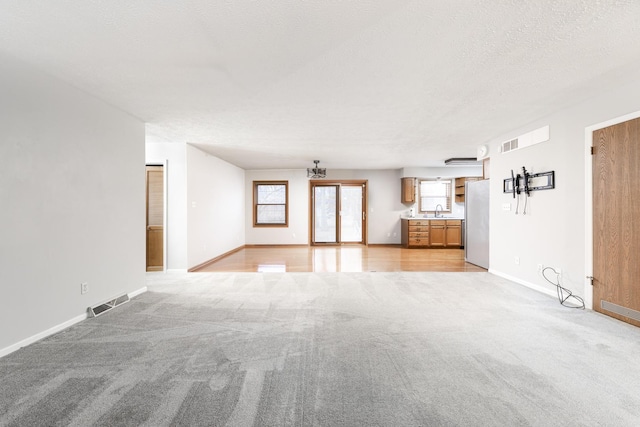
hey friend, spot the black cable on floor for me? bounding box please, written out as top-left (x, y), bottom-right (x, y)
top-left (542, 267), bottom-right (585, 309)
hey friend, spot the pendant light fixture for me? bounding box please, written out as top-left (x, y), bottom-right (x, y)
top-left (307, 160), bottom-right (326, 178)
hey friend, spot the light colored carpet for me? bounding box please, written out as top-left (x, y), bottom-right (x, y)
top-left (2, 272), bottom-right (640, 426)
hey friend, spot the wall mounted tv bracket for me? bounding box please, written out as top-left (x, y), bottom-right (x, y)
top-left (503, 167), bottom-right (555, 215)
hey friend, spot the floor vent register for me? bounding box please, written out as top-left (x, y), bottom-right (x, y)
top-left (89, 294), bottom-right (130, 317)
top-left (601, 300), bottom-right (640, 323)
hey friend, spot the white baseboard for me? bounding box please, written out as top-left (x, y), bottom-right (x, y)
top-left (129, 286), bottom-right (147, 298)
top-left (0, 312), bottom-right (88, 359)
top-left (0, 286), bottom-right (148, 359)
top-left (488, 269), bottom-right (557, 299)
top-left (166, 269), bottom-right (188, 273)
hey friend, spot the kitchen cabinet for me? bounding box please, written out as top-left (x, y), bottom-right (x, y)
top-left (401, 219), bottom-right (429, 248)
top-left (445, 220), bottom-right (462, 247)
top-left (401, 177), bottom-right (416, 203)
top-left (454, 177), bottom-right (480, 203)
top-left (401, 219), bottom-right (462, 248)
top-left (429, 221), bottom-right (446, 247)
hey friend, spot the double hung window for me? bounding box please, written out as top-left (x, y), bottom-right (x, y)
top-left (419, 179), bottom-right (452, 213)
top-left (253, 181), bottom-right (288, 226)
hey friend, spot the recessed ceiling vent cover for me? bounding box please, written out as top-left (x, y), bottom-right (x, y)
top-left (500, 125), bottom-right (550, 154)
top-left (502, 138), bottom-right (519, 153)
top-left (89, 294), bottom-right (130, 317)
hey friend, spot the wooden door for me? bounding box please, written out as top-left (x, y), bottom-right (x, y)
top-left (146, 165), bottom-right (164, 271)
top-left (593, 118), bottom-right (640, 326)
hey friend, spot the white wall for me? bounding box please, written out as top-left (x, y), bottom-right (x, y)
top-left (186, 145), bottom-right (245, 268)
top-left (245, 169), bottom-right (310, 245)
top-left (145, 141), bottom-right (188, 270)
top-left (245, 168), bottom-right (407, 245)
top-left (487, 76), bottom-right (640, 306)
top-left (325, 169), bottom-right (406, 244)
top-left (0, 55), bottom-right (145, 355)
top-left (401, 166), bottom-right (483, 178)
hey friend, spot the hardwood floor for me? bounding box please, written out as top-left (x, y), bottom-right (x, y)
top-left (193, 245), bottom-right (486, 273)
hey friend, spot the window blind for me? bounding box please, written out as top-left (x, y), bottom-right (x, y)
top-left (419, 180), bottom-right (452, 212)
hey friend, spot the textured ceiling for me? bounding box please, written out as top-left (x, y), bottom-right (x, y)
top-left (2, 1), bottom-right (640, 169)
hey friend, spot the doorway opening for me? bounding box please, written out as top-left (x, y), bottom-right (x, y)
top-left (146, 165), bottom-right (164, 271)
top-left (310, 180), bottom-right (367, 245)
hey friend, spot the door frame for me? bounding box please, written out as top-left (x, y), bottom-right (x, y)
top-left (309, 179), bottom-right (367, 246)
top-left (584, 110), bottom-right (640, 310)
top-left (146, 159), bottom-right (168, 272)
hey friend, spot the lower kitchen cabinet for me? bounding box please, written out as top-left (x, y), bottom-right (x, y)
top-left (429, 222), bottom-right (446, 247)
top-left (401, 219), bottom-right (429, 248)
top-left (401, 219), bottom-right (462, 248)
top-left (445, 220), bottom-right (462, 247)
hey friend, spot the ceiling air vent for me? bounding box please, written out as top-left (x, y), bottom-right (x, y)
top-left (500, 125), bottom-right (550, 154)
top-left (89, 294), bottom-right (130, 317)
top-left (502, 138), bottom-right (518, 153)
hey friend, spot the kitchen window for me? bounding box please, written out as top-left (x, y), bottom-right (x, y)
top-left (419, 179), bottom-right (452, 213)
top-left (253, 181), bottom-right (288, 226)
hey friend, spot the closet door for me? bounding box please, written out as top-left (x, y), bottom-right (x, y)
top-left (593, 118), bottom-right (640, 326)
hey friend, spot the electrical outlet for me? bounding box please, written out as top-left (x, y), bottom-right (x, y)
top-left (81, 282), bottom-right (88, 295)
top-left (537, 264), bottom-right (543, 272)
top-left (514, 256), bottom-right (520, 265)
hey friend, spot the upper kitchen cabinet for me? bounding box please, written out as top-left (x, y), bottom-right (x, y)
top-left (454, 177), bottom-right (480, 203)
top-left (483, 158), bottom-right (490, 179)
top-left (401, 177), bottom-right (416, 203)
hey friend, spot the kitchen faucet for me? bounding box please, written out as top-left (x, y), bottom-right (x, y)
top-left (435, 204), bottom-right (443, 218)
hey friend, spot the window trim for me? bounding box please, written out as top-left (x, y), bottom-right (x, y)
top-left (418, 179), bottom-right (452, 213)
top-left (253, 181), bottom-right (289, 227)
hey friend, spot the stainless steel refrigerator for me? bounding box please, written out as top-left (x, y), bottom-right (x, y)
top-left (465, 179), bottom-right (490, 269)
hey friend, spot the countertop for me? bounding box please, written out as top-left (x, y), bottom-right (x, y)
top-left (402, 216), bottom-right (464, 220)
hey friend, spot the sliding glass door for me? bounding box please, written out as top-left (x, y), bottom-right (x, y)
top-left (313, 185), bottom-right (338, 243)
top-left (339, 185), bottom-right (363, 242)
top-left (311, 181), bottom-right (366, 245)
